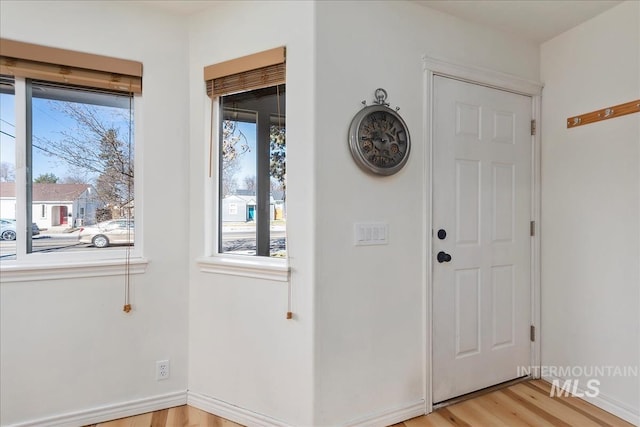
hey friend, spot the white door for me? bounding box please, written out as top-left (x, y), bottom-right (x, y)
top-left (432, 76), bottom-right (532, 403)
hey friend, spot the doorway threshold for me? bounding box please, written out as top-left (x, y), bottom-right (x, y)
top-left (433, 375), bottom-right (531, 409)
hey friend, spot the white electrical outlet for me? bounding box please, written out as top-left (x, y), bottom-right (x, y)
top-left (156, 360), bottom-right (170, 381)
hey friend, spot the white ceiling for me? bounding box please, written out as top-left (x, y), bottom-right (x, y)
top-left (416, 0), bottom-right (623, 43)
top-left (139, 0), bottom-right (623, 44)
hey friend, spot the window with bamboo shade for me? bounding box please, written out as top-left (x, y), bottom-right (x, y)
top-left (204, 47), bottom-right (287, 258)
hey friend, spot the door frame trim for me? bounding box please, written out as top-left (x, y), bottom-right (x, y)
top-left (422, 55), bottom-right (543, 413)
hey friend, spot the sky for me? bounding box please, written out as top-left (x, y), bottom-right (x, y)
top-left (230, 120), bottom-right (286, 194)
top-left (235, 120), bottom-right (257, 189)
top-left (0, 92), bottom-right (16, 174)
top-left (32, 97), bottom-right (89, 180)
top-left (0, 90), bottom-right (131, 184)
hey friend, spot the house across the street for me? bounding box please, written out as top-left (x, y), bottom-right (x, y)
top-left (222, 194), bottom-right (279, 222)
top-left (0, 182), bottom-right (103, 229)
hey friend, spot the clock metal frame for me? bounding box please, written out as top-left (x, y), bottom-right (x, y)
top-left (348, 104), bottom-right (411, 176)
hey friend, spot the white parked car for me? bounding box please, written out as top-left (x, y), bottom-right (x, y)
top-left (78, 219), bottom-right (134, 248)
top-left (0, 219), bottom-right (16, 241)
top-left (0, 219), bottom-right (40, 240)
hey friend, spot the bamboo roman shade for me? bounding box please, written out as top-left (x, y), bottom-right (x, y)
top-left (0, 39), bottom-right (142, 94)
top-left (204, 47), bottom-right (285, 97)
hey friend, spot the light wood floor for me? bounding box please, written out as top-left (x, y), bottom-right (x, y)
top-left (85, 405), bottom-right (243, 427)
top-left (87, 380), bottom-right (634, 427)
top-left (398, 380), bottom-right (634, 427)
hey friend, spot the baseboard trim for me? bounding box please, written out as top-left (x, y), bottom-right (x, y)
top-left (6, 391), bottom-right (187, 427)
top-left (187, 391), bottom-right (290, 427)
top-left (542, 376), bottom-right (640, 426)
top-left (345, 399), bottom-right (426, 427)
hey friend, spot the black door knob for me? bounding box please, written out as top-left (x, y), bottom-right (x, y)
top-left (437, 229), bottom-right (447, 240)
top-left (437, 251), bottom-right (452, 263)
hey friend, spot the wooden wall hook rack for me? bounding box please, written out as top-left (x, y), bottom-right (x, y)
top-left (567, 99), bottom-right (640, 128)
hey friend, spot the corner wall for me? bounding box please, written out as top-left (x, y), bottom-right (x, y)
top-left (540, 1), bottom-right (640, 423)
top-left (186, 2), bottom-right (316, 426)
top-left (0, 2), bottom-right (190, 425)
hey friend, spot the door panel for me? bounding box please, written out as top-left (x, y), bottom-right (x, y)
top-left (432, 76), bottom-right (532, 403)
top-left (455, 268), bottom-right (480, 357)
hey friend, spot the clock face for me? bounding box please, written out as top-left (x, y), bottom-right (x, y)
top-left (348, 105), bottom-right (411, 175)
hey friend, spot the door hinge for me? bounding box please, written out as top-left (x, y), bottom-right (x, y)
top-left (530, 221), bottom-right (535, 237)
top-left (531, 119), bottom-right (536, 136)
top-left (530, 325), bottom-right (536, 342)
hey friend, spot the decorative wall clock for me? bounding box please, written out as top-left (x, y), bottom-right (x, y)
top-left (348, 88), bottom-right (411, 176)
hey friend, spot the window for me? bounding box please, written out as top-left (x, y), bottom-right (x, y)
top-left (0, 77), bottom-right (134, 261)
top-left (219, 85), bottom-right (286, 257)
top-left (0, 39), bottom-right (142, 266)
top-left (204, 47), bottom-right (286, 259)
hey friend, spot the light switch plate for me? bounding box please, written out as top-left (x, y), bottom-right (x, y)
top-left (354, 222), bottom-right (388, 246)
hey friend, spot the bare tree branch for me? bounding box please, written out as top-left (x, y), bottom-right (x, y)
top-left (37, 102), bottom-right (134, 214)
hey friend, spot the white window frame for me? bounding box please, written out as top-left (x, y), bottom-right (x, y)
top-left (196, 97), bottom-right (289, 282)
top-left (0, 77), bottom-right (147, 282)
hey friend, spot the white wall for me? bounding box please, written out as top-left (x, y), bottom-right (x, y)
top-left (186, 2), bottom-right (316, 426)
top-left (0, 1), bottom-right (190, 425)
top-left (313, 1), bottom-right (539, 424)
top-left (540, 1), bottom-right (640, 423)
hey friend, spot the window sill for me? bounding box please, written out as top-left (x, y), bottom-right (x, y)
top-left (0, 257), bottom-right (149, 283)
top-left (196, 255), bottom-right (290, 282)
